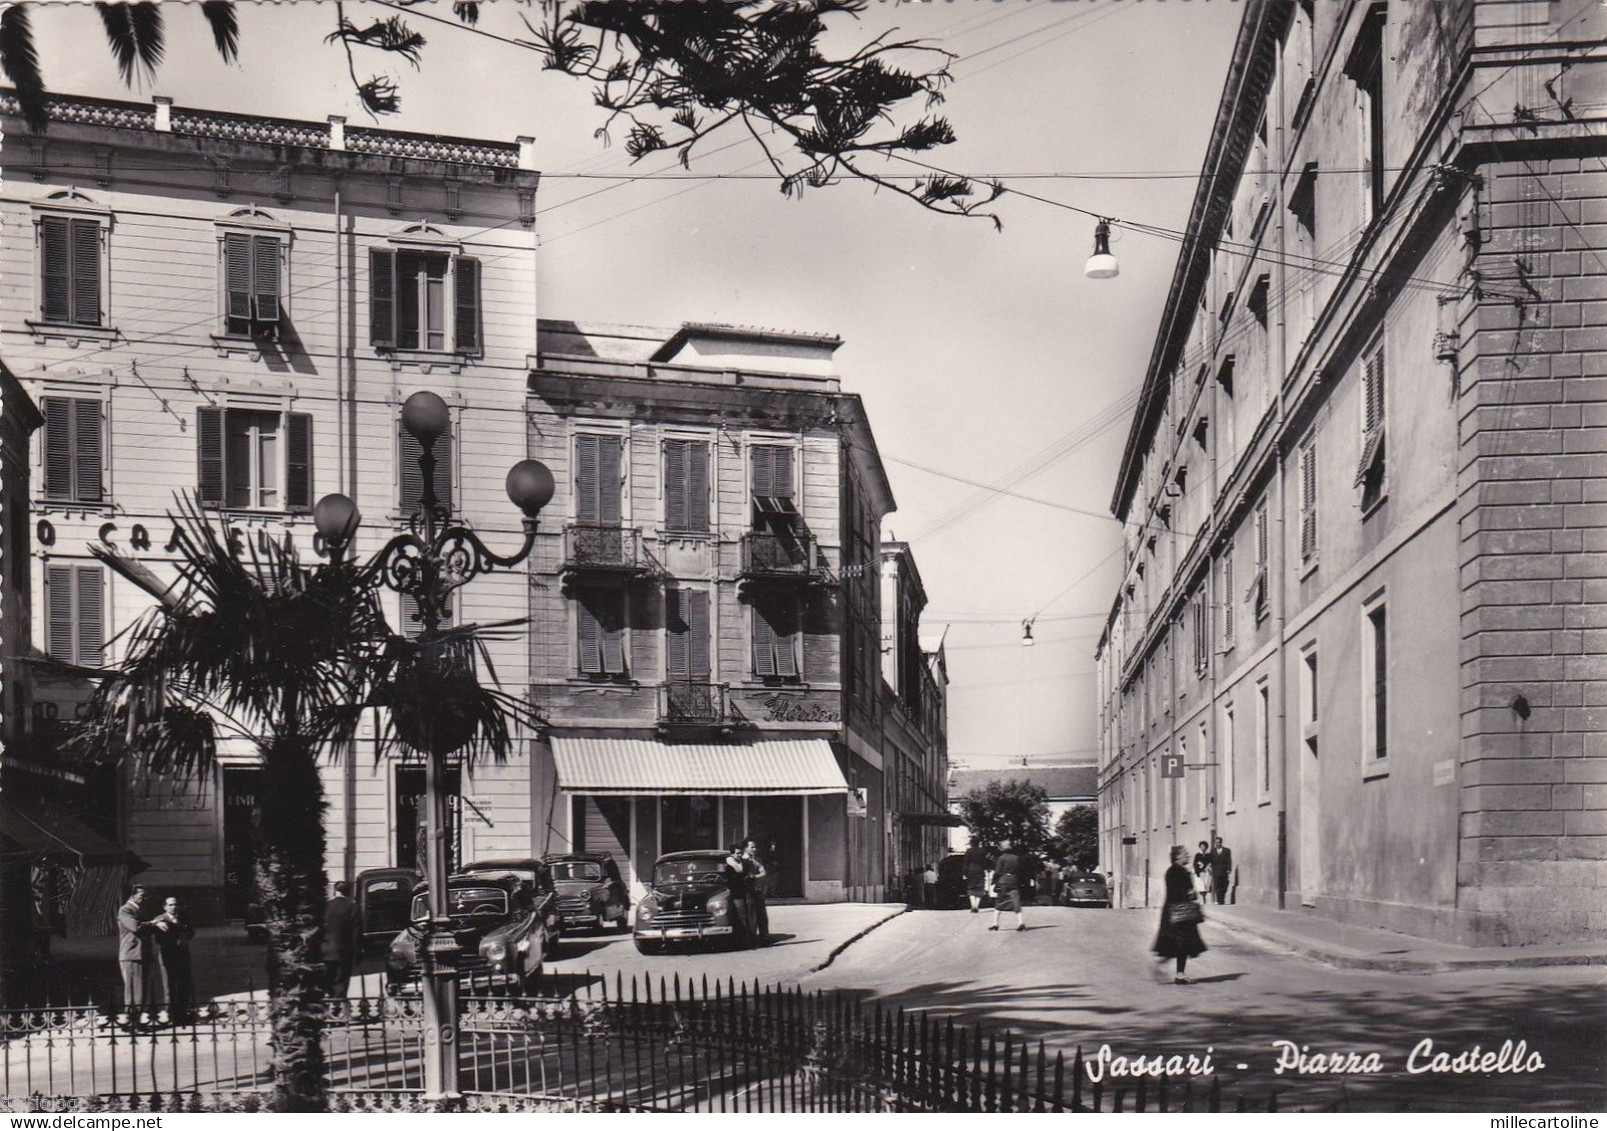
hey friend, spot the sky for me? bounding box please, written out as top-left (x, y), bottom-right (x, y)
top-left (27, 0), bottom-right (1244, 772)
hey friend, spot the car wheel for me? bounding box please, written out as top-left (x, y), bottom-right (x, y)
top-left (634, 939), bottom-right (660, 956)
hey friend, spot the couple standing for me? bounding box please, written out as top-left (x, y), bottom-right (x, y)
top-left (1191, 837), bottom-right (1234, 904)
top-left (117, 886), bottom-right (196, 1023)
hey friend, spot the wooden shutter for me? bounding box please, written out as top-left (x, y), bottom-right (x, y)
top-left (752, 602), bottom-right (776, 677)
top-left (433, 425), bottom-right (454, 514)
top-left (197, 406), bottom-right (224, 505)
top-left (750, 445), bottom-right (773, 498)
top-left (70, 219), bottom-right (100, 326)
top-left (396, 252), bottom-right (421, 350)
top-left (772, 447), bottom-right (795, 500)
top-left (453, 256), bottom-right (480, 352)
top-left (1363, 350), bottom-right (1384, 433)
top-left (754, 601), bottom-right (796, 679)
top-left (1255, 504), bottom-right (1268, 568)
top-left (687, 590), bottom-right (709, 679)
top-left (46, 565), bottom-right (75, 664)
top-left (42, 397), bottom-right (72, 500)
top-left (575, 435), bottom-right (600, 523)
top-left (399, 423), bottom-right (424, 512)
top-left (664, 441), bottom-right (688, 531)
top-left (74, 398), bottom-right (103, 503)
top-left (76, 566), bottom-right (104, 667)
top-left (686, 441), bottom-right (709, 532)
top-left (1222, 551), bottom-right (1234, 644)
top-left (370, 248), bottom-right (396, 346)
top-left (252, 235), bottom-right (280, 324)
top-left (286, 413), bottom-right (312, 509)
top-left (598, 437), bottom-right (622, 525)
top-left (401, 590), bottom-right (454, 636)
top-left (577, 593), bottom-right (603, 674)
top-left (40, 216), bottom-right (71, 323)
top-left (666, 589), bottom-right (691, 678)
top-left (1300, 442), bottom-right (1317, 559)
top-left (224, 233), bottom-right (253, 322)
top-left (600, 590), bottom-right (626, 674)
top-left (771, 600), bottom-right (798, 678)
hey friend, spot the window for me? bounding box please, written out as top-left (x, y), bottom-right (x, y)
top-left (197, 407), bottom-right (312, 511)
top-left (1288, 0), bottom-right (1318, 129)
top-left (1346, 5), bottom-right (1387, 226)
top-left (1198, 720), bottom-right (1210, 818)
top-left (575, 434), bottom-right (624, 525)
top-left (663, 439), bottom-right (711, 533)
top-left (1223, 705), bottom-right (1237, 806)
top-left (39, 215), bottom-right (102, 327)
top-left (665, 588), bottom-right (711, 680)
top-left (1248, 502), bottom-right (1270, 622)
top-left (752, 598), bottom-right (800, 681)
top-left (369, 248), bottom-right (480, 353)
top-left (750, 444), bottom-right (797, 526)
top-left (1256, 679), bottom-right (1271, 795)
top-left (1366, 601), bottom-right (1388, 761)
top-left (1299, 438), bottom-right (1318, 563)
top-left (1248, 273), bottom-right (1271, 328)
top-left (1302, 647), bottom-right (1319, 725)
top-left (1221, 548), bottom-right (1235, 649)
top-left (1291, 164), bottom-right (1318, 340)
top-left (41, 397), bottom-right (104, 504)
top-left (45, 563), bottom-right (104, 667)
top-left (577, 587), bottom-right (627, 676)
top-left (1356, 345), bottom-right (1387, 510)
top-left (1192, 591), bottom-right (1209, 675)
top-left (222, 233), bottom-right (282, 337)
top-left (398, 415), bottom-right (454, 515)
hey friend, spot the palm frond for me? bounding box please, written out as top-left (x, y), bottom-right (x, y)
top-left (0, 5), bottom-right (47, 132)
top-left (95, 2), bottom-right (165, 87)
top-left (199, 1), bottom-right (240, 65)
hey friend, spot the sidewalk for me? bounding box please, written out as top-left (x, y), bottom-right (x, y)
top-left (1204, 901), bottom-right (1607, 973)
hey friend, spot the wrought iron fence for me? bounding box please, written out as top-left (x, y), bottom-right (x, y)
top-left (563, 525), bottom-right (643, 572)
top-left (658, 681), bottom-right (730, 726)
top-left (740, 531), bottom-right (818, 578)
top-left (0, 974), bottom-right (1286, 1112)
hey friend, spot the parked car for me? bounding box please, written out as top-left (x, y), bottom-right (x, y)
top-left (633, 850), bottom-right (758, 954)
top-left (354, 867), bottom-right (420, 955)
top-left (545, 852), bottom-right (631, 932)
top-left (1060, 870), bottom-right (1112, 908)
top-left (384, 871), bottom-right (559, 993)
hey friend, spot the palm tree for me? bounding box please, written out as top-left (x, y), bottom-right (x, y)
top-left (1, 2), bottom-right (239, 132)
top-left (77, 497), bottom-right (538, 1110)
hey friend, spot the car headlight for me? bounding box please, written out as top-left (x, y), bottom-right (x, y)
top-left (516, 937), bottom-right (530, 954)
top-left (707, 895), bottom-right (729, 917)
top-left (484, 941), bottom-right (507, 962)
top-left (578, 888), bottom-right (593, 901)
top-left (637, 902), bottom-right (655, 922)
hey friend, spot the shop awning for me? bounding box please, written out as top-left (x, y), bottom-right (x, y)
top-left (0, 794), bottom-right (135, 867)
top-left (899, 811), bottom-right (966, 827)
top-left (551, 737), bottom-right (850, 796)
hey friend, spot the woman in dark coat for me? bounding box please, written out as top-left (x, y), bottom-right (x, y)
top-left (1152, 845), bottom-right (1206, 984)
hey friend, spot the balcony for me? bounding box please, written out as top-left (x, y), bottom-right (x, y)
top-left (561, 524), bottom-right (649, 577)
top-left (738, 529), bottom-right (822, 585)
top-left (657, 680), bottom-right (734, 731)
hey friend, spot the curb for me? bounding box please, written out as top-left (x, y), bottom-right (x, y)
top-left (808, 907), bottom-right (907, 974)
top-left (1209, 915), bottom-right (1607, 974)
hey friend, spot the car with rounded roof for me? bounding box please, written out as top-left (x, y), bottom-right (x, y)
top-left (633, 849), bottom-right (761, 954)
top-left (384, 869), bottom-right (558, 993)
top-left (545, 851), bottom-right (630, 932)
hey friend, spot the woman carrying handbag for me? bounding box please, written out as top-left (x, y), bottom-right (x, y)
top-left (1152, 845), bottom-right (1207, 984)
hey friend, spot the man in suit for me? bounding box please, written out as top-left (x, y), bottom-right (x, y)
top-left (1211, 837), bottom-right (1234, 905)
top-left (323, 880), bottom-right (359, 999)
top-left (148, 895), bottom-right (196, 1023)
top-left (116, 887), bottom-right (149, 1017)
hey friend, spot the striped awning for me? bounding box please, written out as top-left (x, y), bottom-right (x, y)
top-left (551, 737), bottom-right (849, 796)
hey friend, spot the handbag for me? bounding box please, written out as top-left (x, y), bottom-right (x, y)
top-left (1167, 899), bottom-right (1204, 926)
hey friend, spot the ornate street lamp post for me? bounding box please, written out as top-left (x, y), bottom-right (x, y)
top-left (313, 390), bottom-right (553, 1102)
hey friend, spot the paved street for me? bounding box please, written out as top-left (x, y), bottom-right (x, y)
top-left (799, 906), bottom-right (1607, 1112)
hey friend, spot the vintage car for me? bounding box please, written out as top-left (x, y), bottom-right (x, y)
top-left (633, 849), bottom-right (759, 954)
top-left (545, 852), bottom-right (631, 932)
top-left (1060, 870), bottom-right (1112, 908)
top-left (384, 871), bottom-right (558, 993)
top-left (354, 867), bottom-right (420, 955)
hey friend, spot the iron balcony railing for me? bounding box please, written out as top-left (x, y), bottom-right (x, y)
top-left (562, 524), bottom-right (647, 574)
top-left (658, 680), bottom-right (731, 727)
top-left (738, 530), bottom-right (820, 581)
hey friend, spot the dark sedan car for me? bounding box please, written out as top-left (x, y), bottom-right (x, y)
top-left (354, 867), bottom-right (420, 955)
top-left (1060, 870), bottom-right (1112, 908)
top-left (545, 852), bottom-right (631, 932)
top-left (634, 850), bottom-right (758, 954)
top-left (385, 872), bottom-right (558, 993)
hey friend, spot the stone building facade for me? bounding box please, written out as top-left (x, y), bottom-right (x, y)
top-left (1094, 0), bottom-right (1606, 944)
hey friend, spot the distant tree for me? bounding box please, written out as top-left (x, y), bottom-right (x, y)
top-left (957, 779), bottom-right (1052, 862)
top-left (1053, 805), bottom-right (1099, 871)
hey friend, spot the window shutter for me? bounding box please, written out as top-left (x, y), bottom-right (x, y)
top-left (1300, 443), bottom-right (1317, 559)
top-left (687, 590), bottom-right (709, 679)
top-left (1364, 351), bottom-right (1384, 433)
top-left (598, 437), bottom-right (622, 525)
top-left (370, 248), bottom-right (396, 346)
top-left (577, 594), bottom-right (603, 674)
top-left (751, 445), bottom-right (773, 499)
top-left (76, 566), bottom-right (104, 667)
top-left (666, 590), bottom-right (691, 679)
top-left (252, 235), bottom-right (280, 323)
top-left (286, 413), bottom-right (313, 509)
top-left (399, 423), bottom-right (424, 512)
top-left (433, 425), bottom-right (454, 515)
top-left (772, 601), bottom-right (798, 678)
top-left (1255, 505), bottom-right (1268, 567)
top-left (773, 447), bottom-right (795, 500)
top-left (197, 407), bottom-right (224, 505)
top-left (401, 591), bottom-right (454, 636)
top-left (74, 398), bottom-right (103, 503)
top-left (575, 435), bottom-right (600, 523)
top-left (600, 591), bottom-right (626, 674)
top-left (69, 219), bottom-right (100, 326)
top-left (40, 217), bottom-right (71, 323)
top-left (1223, 552), bottom-right (1235, 644)
top-left (42, 397), bottom-right (72, 500)
top-left (224, 233), bottom-right (253, 322)
top-left (664, 441), bottom-right (688, 532)
top-left (752, 604), bottom-right (776, 677)
top-left (687, 441), bottom-right (709, 532)
top-left (46, 564), bottom-right (75, 664)
top-left (453, 256), bottom-right (480, 352)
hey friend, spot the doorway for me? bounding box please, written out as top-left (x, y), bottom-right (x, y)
top-left (222, 768), bottom-right (260, 920)
top-left (396, 765), bottom-right (463, 875)
top-left (745, 796), bottom-right (803, 898)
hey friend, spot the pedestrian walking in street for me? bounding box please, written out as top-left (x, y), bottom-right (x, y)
top-left (988, 839), bottom-right (1027, 932)
top-left (1193, 840), bottom-right (1213, 898)
top-left (1211, 837), bottom-right (1234, 905)
top-left (1153, 845), bottom-right (1207, 984)
top-left (963, 843), bottom-right (989, 914)
top-left (116, 886), bottom-right (151, 1021)
top-left (147, 896), bottom-right (196, 1023)
top-left (323, 880), bottom-right (359, 1000)
top-left (922, 862), bottom-right (938, 908)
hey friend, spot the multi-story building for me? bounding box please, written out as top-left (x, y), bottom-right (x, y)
top-left (2, 91), bottom-right (542, 923)
top-left (1095, 0), bottom-right (1606, 944)
top-left (525, 320), bottom-right (919, 903)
